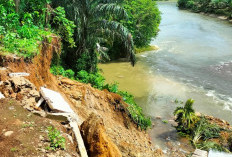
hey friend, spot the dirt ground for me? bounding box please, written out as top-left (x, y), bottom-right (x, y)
top-left (0, 98), bottom-right (79, 157)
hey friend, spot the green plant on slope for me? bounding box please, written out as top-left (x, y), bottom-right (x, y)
top-left (52, 0), bottom-right (135, 73)
top-left (192, 117), bottom-right (222, 146)
top-left (47, 126), bottom-right (66, 150)
top-left (174, 99), bottom-right (198, 135)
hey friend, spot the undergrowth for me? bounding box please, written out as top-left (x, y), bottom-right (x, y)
top-left (0, 0), bottom-right (75, 58)
top-left (174, 99), bottom-right (232, 153)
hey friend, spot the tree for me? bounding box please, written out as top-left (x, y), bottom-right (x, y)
top-left (122, 0), bottom-right (161, 47)
top-left (52, 0), bottom-right (135, 73)
top-left (174, 99), bottom-right (198, 134)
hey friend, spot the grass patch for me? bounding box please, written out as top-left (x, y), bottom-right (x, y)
top-left (47, 126), bottom-right (66, 151)
top-left (10, 147), bottom-right (17, 152)
top-left (135, 45), bottom-right (159, 54)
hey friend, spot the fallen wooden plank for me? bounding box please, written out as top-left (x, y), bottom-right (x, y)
top-left (0, 92), bottom-right (5, 99)
top-left (9, 73), bottom-right (30, 77)
top-left (40, 87), bottom-right (73, 113)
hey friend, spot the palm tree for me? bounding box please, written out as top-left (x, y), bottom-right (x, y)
top-left (52, 0), bottom-right (135, 72)
top-left (174, 99), bottom-right (198, 133)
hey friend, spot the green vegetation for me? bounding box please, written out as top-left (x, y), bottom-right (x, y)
top-left (177, 0), bottom-right (232, 19)
top-left (122, 0), bottom-right (161, 47)
top-left (10, 147), bottom-right (18, 152)
top-left (108, 0), bottom-right (161, 59)
top-left (174, 99), bottom-right (199, 135)
top-left (135, 46), bottom-right (159, 54)
top-left (174, 99), bottom-right (232, 152)
top-left (47, 126), bottom-right (66, 151)
top-left (162, 120), bottom-right (168, 124)
top-left (52, 0), bottom-right (136, 73)
top-left (0, 0), bottom-right (75, 58)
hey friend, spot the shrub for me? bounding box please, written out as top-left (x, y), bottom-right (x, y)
top-left (47, 126), bottom-right (66, 150)
top-left (50, 65), bottom-right (75, 79)
top-left (174, 99), bottom-right (199, 135)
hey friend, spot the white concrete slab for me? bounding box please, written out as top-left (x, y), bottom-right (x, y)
top-left (40, 87), bottom-right (73, 113)
top-left (192, 149), bottom-right (208, 157)
top-left (9, 73), bottom-right (30, 77)
top-left (0, 92), bottom-right (5, 99)
top-left (208, 150), bottom-right (232, 157)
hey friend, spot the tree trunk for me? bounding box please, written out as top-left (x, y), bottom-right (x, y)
top-left (14, 0), bottom-right (20, 13)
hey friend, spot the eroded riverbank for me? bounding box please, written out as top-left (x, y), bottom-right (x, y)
top-left (100, 1), bottom-right (232, 155)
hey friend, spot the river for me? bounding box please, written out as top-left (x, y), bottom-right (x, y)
top-left (99, 1), bottom-right (232, 154)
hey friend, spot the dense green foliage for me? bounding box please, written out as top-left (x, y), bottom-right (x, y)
top-left (174, 99), bottom-right (232, 152)
top-left (122, 0), bottom-right (161, 47)
top-left (107, 0), bottom-right (161, 60)
top-left (50, 66), bottom-right (151, 130)
top-left (178, 0), bottom-right (232, 19)
top-left (52, 0), bottom-right (135, 73)
top-left (0, 0), bottom-right (75, 57)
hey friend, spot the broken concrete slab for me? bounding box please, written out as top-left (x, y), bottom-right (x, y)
top-left (0, 92), bottom-right (5, 99)
top-left (208, 150), bottom-right (232, 157)
top-left (36, 97), bottom-right (45, 108)
top-left (192, 149), bottom-right (208, 157)
top-left (9, 72), bottom-right (30, 77)
top-left (40, 87), bottom-right (73, 113)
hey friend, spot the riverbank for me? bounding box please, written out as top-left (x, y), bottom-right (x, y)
top-left (135, 45), bottom-right (159, 54)
top-left (0, 36), bottom-right (163, 156)
top-left (177, 0), bottom-right (232, 23)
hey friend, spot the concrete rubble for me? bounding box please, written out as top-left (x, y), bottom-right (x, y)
top-left (192, 149), bottom-right (208, 157)
top-left (9, 72), bottom-right (30, 77)
top-left (38, 87), bottom-right (88, 157)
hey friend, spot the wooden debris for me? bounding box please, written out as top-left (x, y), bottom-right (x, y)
top-left (9, 72), bottom-right (30, 77)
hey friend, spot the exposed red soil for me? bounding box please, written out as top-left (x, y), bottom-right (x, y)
top-left (0, 37), bottom-right (60, 90)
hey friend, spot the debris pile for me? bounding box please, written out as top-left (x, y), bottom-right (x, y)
top-left (0, 77), bottom-right (40, 110)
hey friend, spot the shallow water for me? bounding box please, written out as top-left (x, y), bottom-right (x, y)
top-left (99, 1), bottom-right (232, 152)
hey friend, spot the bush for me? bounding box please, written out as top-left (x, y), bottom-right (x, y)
top-left (0, 1), bottom-right (75, 58)
top-left (76, 70), bottom-right (105, 89)
top-left (47, 126), bottom-right (66, 150)
top-left (50, 65), bottom-right (75, 79)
